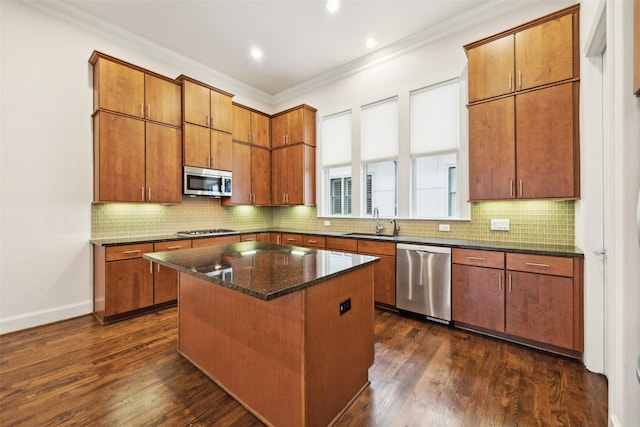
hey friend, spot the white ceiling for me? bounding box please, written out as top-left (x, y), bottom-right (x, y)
top-left (37, 0), bottom-right (565, 99)
top-left (53, 0), bottom-right (503, 96)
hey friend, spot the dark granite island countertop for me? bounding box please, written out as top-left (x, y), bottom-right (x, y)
top-left (143, 241), bottom-right (379, 301)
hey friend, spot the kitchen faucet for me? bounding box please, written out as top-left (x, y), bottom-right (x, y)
top-left (373, 207), bottom-right (384, 235)
top-left (390, 218), bottom-right (400, 237)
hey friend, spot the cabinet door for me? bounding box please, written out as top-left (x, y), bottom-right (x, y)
top-left (211, 130), bottom-right (233, 171)
top-left (373, 255), bottom-right (396, 306)
top-left (506, 270), bottom-right (574, 349)
top-left (145, 123), bottom-right (182, 203)
top-left (105, 258), bottom-right (153, 316)
top-left (94, 57), bottom-right (145, 117)
top-left (232, 104), bottom-right (252, 143)
top-left (287, 108), bottom-right (305, 145)
top-left (515, 13), bottom-right (574, 91)
top-left (183, 80), bottom-right (210, 127)
top-left (252, 112), bottom-right (271, 148)
top-left (515, 83), bottom-right (576, 199)
top-left (271, 114), bottom-right (288, 148)
top-left (452, 264), bottom-right (505, 332)
top-left (96, 112), bottom-right (146, 202)
top-left (229, 142), bottom-right (252, 204)
top-left (467, 35), bottom-right (514, 102)
top-left (468, 97), bottom-right (516, 200)
top-left (271, 147), bottom-right (287, 204)
top-left (285, 144), bottom-right (305, 205)
top-left (210, 90), bottom-right (232, 133)
top-left (183, 123), bottom-right (211, 168)
top-left (144, 74), bottom-right (182, 127)
top-left (251, 146), bottom-right (271, 205)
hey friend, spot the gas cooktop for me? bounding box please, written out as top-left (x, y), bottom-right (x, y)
top-left (176, 229), bottom-right (239, 237)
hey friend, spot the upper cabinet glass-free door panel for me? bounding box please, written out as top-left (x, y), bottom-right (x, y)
top-left (515, 82), bottom-right (577, 199)
top-left (467, 35), bottom-right (515, 102)
top-left (515, 13), bottom-right (575, 91)
top-left (94, 58), bottom-right (145, 117)
top-left (210, 90), bottom-right (232, 133)
top-left (252, 112), bottom-right (271, 148)
top-left (144, 74), bottom-right (182, 127)
top-left (145, 123), bottom-right (182, 204)
top-left (232, 104), bottom-right (252, 144)
top-left (183, 80), bottom-right (210, 128)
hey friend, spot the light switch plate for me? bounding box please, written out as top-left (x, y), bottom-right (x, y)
top-left (324, 220), bottom-right (331, 226)
top-left (439, 224), bottom-right (450, 232)
top-left (491, 219), bottom-right (510, 231)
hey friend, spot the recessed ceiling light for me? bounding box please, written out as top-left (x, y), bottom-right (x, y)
top-left (251, 47), bottom-right (263, 60)
top-left (365, 37), bottom-right (377, 49)
top-left (326, 0), bottom-right (340, 13)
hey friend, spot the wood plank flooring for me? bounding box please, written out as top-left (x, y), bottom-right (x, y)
top-left (0, 307), bottom-right (607, 426)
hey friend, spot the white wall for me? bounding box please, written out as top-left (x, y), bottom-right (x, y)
top-left (0, 0), bottom-right (268, 333)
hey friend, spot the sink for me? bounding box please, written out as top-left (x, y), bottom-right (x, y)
top-left (343, 233), bottom-right (393, 239)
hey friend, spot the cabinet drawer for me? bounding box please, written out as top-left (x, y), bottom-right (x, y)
top-left (192, 235), bottom-right (241, 248)
top-left (106, 243), bottom-right (153, 261)
top-left (302, 235), bottom-right (325, 248)
top-left (452, 248), bottom-right (504, 269)
top-left (154, 240), bottom-right (192, 252)
top-left (281, 233), bottom-right (302, 245)
top-left (357, 240), bottom-right (395, 256)
top-left (507, 253), bottom-right (574, 277)
top-left (325, 237), bottom-right (358, 252)
top-left (241, 234), bottom-right (257, 242)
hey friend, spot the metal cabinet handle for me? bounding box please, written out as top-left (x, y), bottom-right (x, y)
top-left (140, 103), bottom-right (144, 116)
top-left (510, 180), bottom-right (513, 197)
top-left (525, 262), bottom-right (551, 268)
top-left (508, 73), bottom-right (512, 91)
top-left (519, 180), bottom-right (523, 197)
top-left (123, 250), bottom-right (141, 255)
top-left (167, 246), bottom-right (183, 250)
top-left (287, 238), bottom-right (297, 242)
top-left (499, 273), bottom-right (502, 290)
top-left (148, 188), bottom-right (151, 201)
top-left (150, 261), bottom-right (153, 273)
top-left (518, 70), bottom-right (522, 88)
top-left (308, 240), bottom-right (318, 244)
top-left (244, 238), bottom-right (255, 242)
top-left (141, 187), bottom-right (145, 201)
top-left (147, 104), bottom-right (151, 118)
top-left (508, 274), bottom-right (512, 292)
top-left (466, 256), bottom-right (486, 261)
top-left (206, 115), bottom-right (210, 127)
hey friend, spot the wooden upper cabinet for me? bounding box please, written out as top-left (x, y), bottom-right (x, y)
top-left (180, 76), bottom-right (233, 133)
top-left (467, 35), bottom-right (515, 102)
top-left (515, 12), bottom-right (575, 91)
top-left (145, 123), bottom-right (182, 204)
top-left (94, 112), bottom-right (146, 202)
top-left (465, 5), bottom-right (578, 103)
top-left (515, 82), bottom-right (577, 199)
top-left (252, 146), bottom-right (271, 205)
top-left (212, 130), bottom-right (233, 171)
top-left (183, 123), bottom-right (211, 168)
top-left (271, 144), bottom-right (315, 205)
top-left (468, 97), bottom-right (516, 200)
top-left (232, 104), bottom-right (270, 147)
top-left (90, 52), bottom-right (181, 127)
top-left (271, 105), bottom-right (316, 148)
top-left (92, 56), bottom-right (144, 117)
top-left (144, 74), bottom-right (182, 127)
top-left (226, 144), bottom-right (270, 205)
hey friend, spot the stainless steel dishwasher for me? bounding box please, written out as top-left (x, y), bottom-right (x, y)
top-left (396, 244), bottom-right (451, 323)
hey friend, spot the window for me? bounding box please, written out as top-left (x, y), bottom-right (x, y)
top-left (321, 111), bottom-right (352, 216)
top-left (361, 97), bottom-right (398, 217)
top-left (329, 173), bottom-right (352, 215)
top-left (410, 79), bottom-right (460, 218)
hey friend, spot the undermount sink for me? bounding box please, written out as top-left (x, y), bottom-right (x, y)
top-left (343, 232), bottom-right (392, 238)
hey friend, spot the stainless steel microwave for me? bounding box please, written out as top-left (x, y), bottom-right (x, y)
top-left (183, 166), bottom-right (232, 197)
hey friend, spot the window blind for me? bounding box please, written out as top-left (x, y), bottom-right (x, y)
top-left (410, 79), bottom-right (459, 156)
top-left (361, 97), bottom-right (398, 162)
top-left (321, 110), bottom-right (352, 167)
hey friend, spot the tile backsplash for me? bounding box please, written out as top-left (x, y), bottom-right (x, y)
top-left (92, 198), bottom-right (574, 246)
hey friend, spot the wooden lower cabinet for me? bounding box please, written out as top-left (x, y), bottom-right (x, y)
top-left (452, 248), bottom-right (584, 353)
top-left (357, 240), bottom-right (396, 307)
top-left (191, 235), bottom-right (241, 248)
top-left (152, 240), bottom-right (192, 304)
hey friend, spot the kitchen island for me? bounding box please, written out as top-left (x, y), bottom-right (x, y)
top-left (144, 241), bottom-right (378, 427)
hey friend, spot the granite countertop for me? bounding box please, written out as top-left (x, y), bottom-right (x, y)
top-left (143, 241), bottom-right (379, 301)
top-left (92, 229), bottom-right (583, 258)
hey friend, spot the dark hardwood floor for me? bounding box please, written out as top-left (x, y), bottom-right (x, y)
top-left (0, 307), bottom-right (607, 426)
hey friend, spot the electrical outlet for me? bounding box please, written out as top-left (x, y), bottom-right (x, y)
top-left (324, 220), bottom-right (331, 226)
top-left (490, 219), bottom-right (510, 231)
top-left (339, 298), bottom-right (351, 315)
top-left (439, 224), bottom-right (450, 232)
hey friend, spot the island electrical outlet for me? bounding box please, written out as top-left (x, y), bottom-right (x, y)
top-left (339, 298), bottom-right (351, 315)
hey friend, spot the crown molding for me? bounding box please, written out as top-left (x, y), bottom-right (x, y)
top-left (19, 0), bottom-right (273, 106)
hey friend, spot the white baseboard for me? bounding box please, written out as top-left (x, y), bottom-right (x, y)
top-left (0, 301), bottom-right (93, 335)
